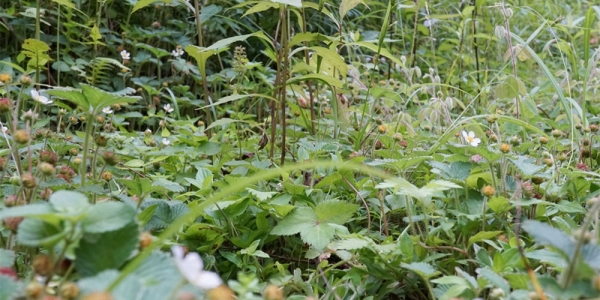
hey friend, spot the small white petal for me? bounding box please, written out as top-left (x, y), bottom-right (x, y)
top-left (461, 130), bottom-right (468, 139)
top-left (162, 139), bottom-right (170, 146)
top-left (102, 107), bottom-right (113, 114)
top-left (31, 90), bottom-right (39, 98)
top-left (193, 271), bottom-right (223, 290)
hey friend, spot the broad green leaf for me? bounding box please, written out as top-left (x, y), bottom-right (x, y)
top-left (487, 196), bottom-right (510, 213)
top-left (151, 178), bottom-right (184, 192)
top-left (339, 0), bottom-right (366, 20)
top-left (271, 207), bottom-right (316, 236)
top-left (135, 43), bottom-right (170, 58)
top-left (429, 161), bottom-right (472, 182)
top-left (315, 200), bottom-right (358, 225)
top-left (0, 276), bottom-right (20, 300)
top-left (522, 221), bottom-right (574, 261)
top-left (47, 87), bottom-right (89, 109)
top-left (309, 46), bottom-right (347, 79)
top-left (49, 190), bottom-right (90, 216)
top-left (468, 231), bottom-right (503, 248)
top-left (400, 231), bottom-right (414, 260)
top-left (143, 201), bottom-right (190, 231)
top-left (82, 202), bottom-right (136, 234)
top-left (333, 236), bottom-right (371, 250)
top-left (20, 39), bottom-right (53, 67)
top-left (138, 204), bottom-right (159, 227)
top-left (495, 75), bottom-right (526, 99)
top-left (242, 2), bottom-right (279, 18)
top-left (16, 218), bottom-right (66, 247)
top-left (509, 156), bottom-right (544, 176)
top-left (300, 222), bottom-right (336, 251)
top-left (0, 203), bottom-right (53, 219)
top-left (75, 222), bottom-right (139, 276)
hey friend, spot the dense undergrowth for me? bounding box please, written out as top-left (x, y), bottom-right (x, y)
top-left (2, 0), bottom-right (600, 299)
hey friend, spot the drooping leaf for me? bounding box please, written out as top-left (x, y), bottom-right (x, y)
top-left (468, 231), bottom-right (503, 248)
top-left (339, 0), bottom-right (367, 20)
top-left (75, 222), bottom-right (139, 276)
top-left (82, 202), bottom-right (136, 234)
top-left (16, 218), bottom-right (66, 247)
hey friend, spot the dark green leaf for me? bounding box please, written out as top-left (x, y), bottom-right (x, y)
top-left (82, 202), bottom-right (136, 233)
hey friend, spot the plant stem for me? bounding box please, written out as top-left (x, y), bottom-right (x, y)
top-left (80, 113), bottom-right (94, 188)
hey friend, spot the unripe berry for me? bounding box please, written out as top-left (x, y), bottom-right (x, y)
top-left (0, 98), bottom-right (10, 113)
top-left (14, 129), bottom-right (29, 144)
top-left (60, 282), bottom-right (80, 299)
top-left (323, 107), bottom-right (332, 114)
top-left (263, 285), bottom-right (284, 300)
top-left (377, 125), bottom-right (387, 134)
top-left (33, 254), bottom-right (52, 276)
top-left (538, 136), bottom-right (549, 144)
top-left (21, 173), bottom-right (36, 189)
top-left (101, 171), bottom-right (113, 181)
top-left (500, 143), bottom-right (510, 153)
top-left (95, 135), bottom-right (108, 147)
top-left (82, 292), bottom-right (114, 300)
top-left (551, 129), bottom-right (562, 138)
top-left (542, 158), bottom-right (553, 166)
top-left (482, 185), bottom-right (495, 197)
top-left (102, 152), bottom-right (118, 166)
top-left (69, 148), bottom-right (79, 156)
top-left (139, 232), bottom-right (153, 248)
top-left (207, 285), bottom-right (235, 300)
top-left (25, 281), bottom-right (44, 298)
top-left (39, 162), bottom-right (55, 176)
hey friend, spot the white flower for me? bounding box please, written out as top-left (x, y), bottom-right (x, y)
top-left (162, 138), bottom-right (170, 146)
top-left (31, 90), bottom-right (52, 105)
top-left (172, 246), bottom-right (223, 290)
top-left (102, 107), bottom-right (113, 114)
top-left (462, 130), bottom-right (481, 147)
top-left (172, 48), bottom-right (185, 57)
top-left (120, 50), bottom-right (131, 60)
top-left (164, 103), bottom-right (174, 113)
top-left (1, 126), bottom-right (7, 133)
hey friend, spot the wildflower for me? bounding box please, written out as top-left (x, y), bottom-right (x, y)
top-left (469, 154), bottom-right (483, 163)
top-left (162, 138), bottom-right (170, 146)
top-left (171, 245), bottom-right (223, 290)
top-left (164, 103), bottom-right (174, 113)
top-left (120, 50), bottom-right (131, 60)
top-left (102, 107), bottom-right (113, 114)
top-left (172, 46), bottom-right (184, 57)
top-left (0, 73), bottom-right (12, 83)
top-left (461, 131), bottom-right (481, 147)
top-left (1, 126), bottom-right (7, 134)
top-left (31, 90), bottom-right (52, 105)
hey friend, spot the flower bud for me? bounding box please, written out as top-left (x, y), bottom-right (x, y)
top-left (0, 98), bottom-right (10, 113)
top-left (3, 217), bottom-right (23, 232)
top-left (95, 135), bottom-right (108, 147)
top-left (102, 151), bottom-right (118, 166)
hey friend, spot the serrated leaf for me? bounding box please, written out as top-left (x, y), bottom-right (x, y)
top-left (82, 202), bottom-right (136, 233)
top-left (75, 222), bottom-right (139, 276)
top-left (144, 201), bottom-right (190, 231)
top-left (315, 200), bottom-right (358, 224)
top-left (0, 275), bottom-right (20, 300)
top-left (476, 268), bottom-right (510, 294)
top-left (271, 207), bottom-right (316, 236)
top-left (247, 188), bottom-right (277, 202)
top-left (333, 237), bottom-right (371, 250)
top-left (468, 231), bottom-right (503, 248)
top-left (299, 222), bottom-right (336, 250)
top-left (429, 161), bottom-right (472, 181)
top-left (509, 156), bottom-right (544, 176)
top-left (0, 249), bottom-right (15, 268)
top-left (401, 262), bottom-right (438, 278)
top-left (151, 178), bottom-right (184, 192)
top-left (522, 220), bottom-right (574, 261)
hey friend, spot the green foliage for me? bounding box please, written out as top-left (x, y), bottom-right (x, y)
top-left (3, 0), bottom-right (600, 299)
